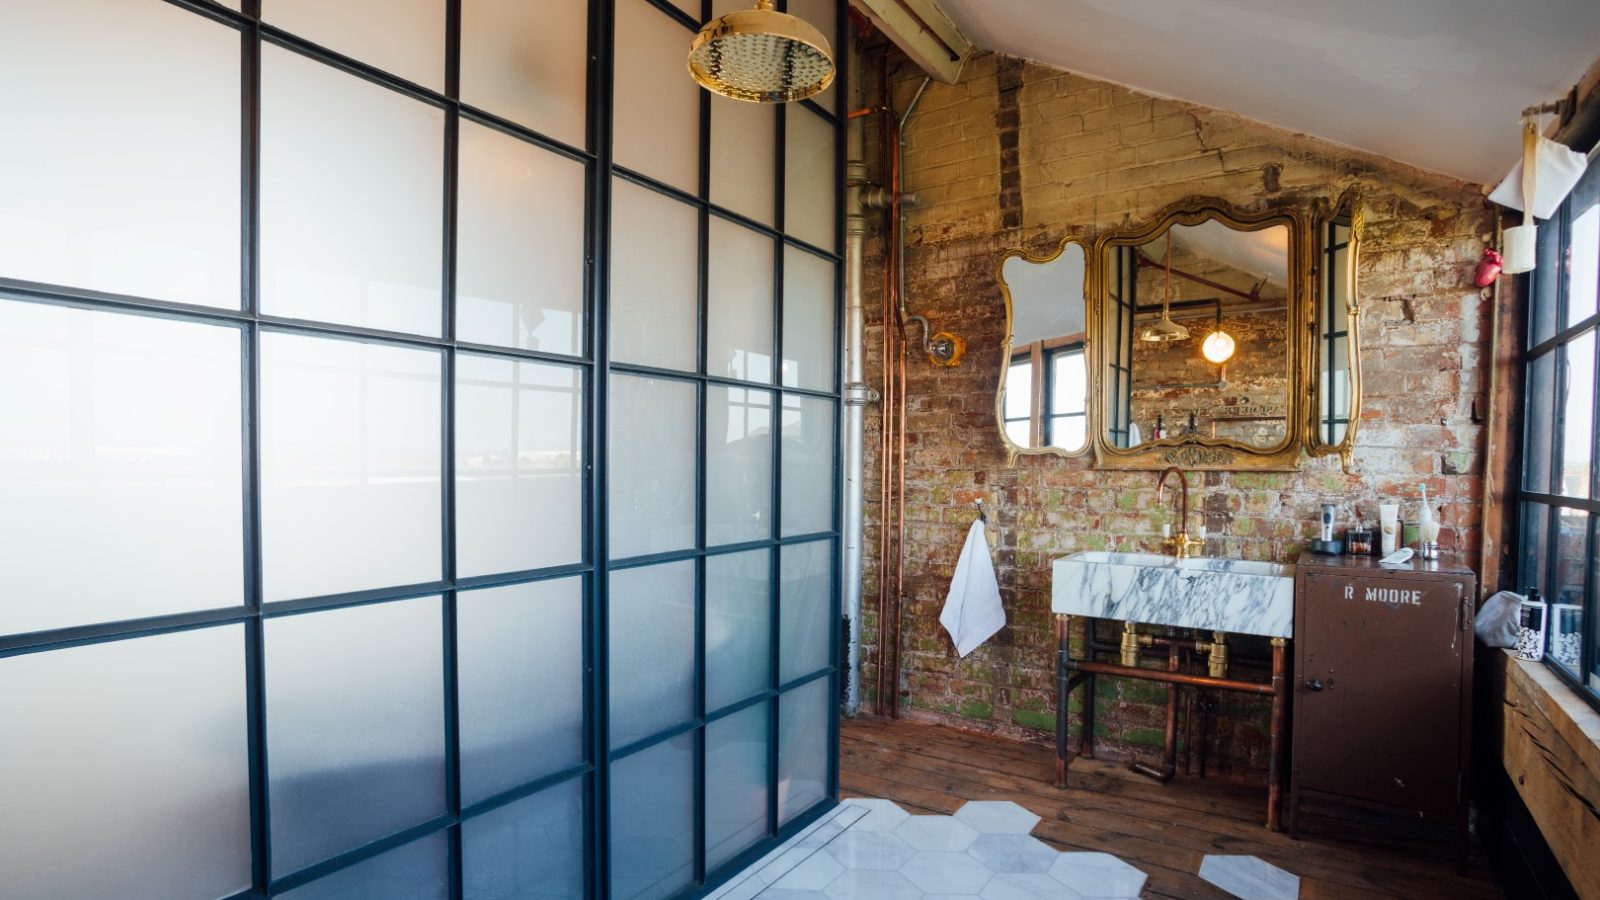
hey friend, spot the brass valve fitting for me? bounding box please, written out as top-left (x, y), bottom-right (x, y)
top-left (1205, 631), bottom-right (1229, 679)
top-left (1120, 621), bottom-right (1141, 667)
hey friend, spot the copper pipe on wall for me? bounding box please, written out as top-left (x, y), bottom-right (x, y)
top-left (1064, 659), bottom-right (1276, 696)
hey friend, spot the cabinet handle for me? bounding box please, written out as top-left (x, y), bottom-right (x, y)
top-left (1304, 678), bottom-right (1324, 692)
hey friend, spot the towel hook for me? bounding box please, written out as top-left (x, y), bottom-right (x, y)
top-left (974, 498), bottom-right (986, 523)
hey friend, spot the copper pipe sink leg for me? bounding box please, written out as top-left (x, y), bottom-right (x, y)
top-left (1267, 636), bottom-right (1289, 831)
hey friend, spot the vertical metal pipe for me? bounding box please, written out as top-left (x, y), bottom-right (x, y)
top-left (1267, 637), bottom-right (1289, 832)
top-left (841, 36), bottom-right (869, 716)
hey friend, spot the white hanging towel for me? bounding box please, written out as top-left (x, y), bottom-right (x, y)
top-left (939, 519), bottom-right (1005, 657)
top-left (1489, 132), bottom-right (1588, 219)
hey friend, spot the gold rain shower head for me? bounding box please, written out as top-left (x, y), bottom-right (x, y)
top-left (688, 0), bottom-right (835, 103)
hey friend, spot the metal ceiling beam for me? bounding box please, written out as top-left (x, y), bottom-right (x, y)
top-left (850, 0), bottom-right (974, 84)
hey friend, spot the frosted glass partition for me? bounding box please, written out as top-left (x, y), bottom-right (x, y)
top-left (460, 0), bottom-right (589, 148)
top-left (0, 626), bottom-right (250, 900)
top-left (279, 832), bottom-right (448, 900)
top-left (780, 541), bottom-right (832, 684)
top-left (710, 97), bottom-right (776, 226)
top-left (708, 217), bottom-right (775, 383)
top-left (264, 0), bottom-right (446, 91)
top-left (609, 375), bottom-right (697, 559)
top-left (787, 0), bottom-right (839, 111)
top-left (785, 106), bottom-right (837, 253)
top-left (0, 301), bottom-right (243, 636)
top-left (260, 45), bottom-right (445, 336)
top-left (265, 597), bottom-right (446, 874)
top-left (782, 247), bottom-right (837, 391)
top-left (778, 677), bottom-right (831, 825)
top-left (0, 1), bottom-right (239, 307)
top-left (457, 120), bottom-right (586, 355)
top-left (707, 549), bottom-right (773, 711)
top-left (609, 561), bottom-right (696, 749)
top-left (706, 703), bottom-right (771, 871)
top-left (781, 394), bottom-right (836, 536)
top-left (455, 354), bottom-right (583, 579)
top-left (614, 0), bottom-right (701, 192)
top-left (260, 333), bottom-right (442, 601)
top-left (464, 778), bottom-right (585, 900)
top-left (707, 386), bottom-right (774, 546)
top-left (610, 179), bottom-right (700, 372)
top-left (458, 578), bottom-right (584, 805)
top-left (611, 733), bottom-right (695, 900)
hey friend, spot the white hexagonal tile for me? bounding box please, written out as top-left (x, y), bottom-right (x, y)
top-left (954, 801), bottom-right (1044, 835)
top-left (901, 850), bottom-right (996, 894)
top-left (841, 798), bottom-right (911, 833)
top-left (771, 851), bottom-right (845, 891)
top-left (896, 814), bottom-right (981, 851)
top-left (821, 869), bottom-right (923, 900)
top-left (1048, 852), bottom-right (1147, 898)
top-left (967, 834), bottom-right (1060, 874)
top-left (756, 891), bottom-right (830, 900)
top-left (822, 830), bottom-right (915, 871)
top-left (980, 872), bottom-right (1083, 899)
top-left (1198, 854), bottom-right (1300, 900)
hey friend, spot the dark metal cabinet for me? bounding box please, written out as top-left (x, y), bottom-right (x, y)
top-left (1290, 554), bottom-right (1476, 844)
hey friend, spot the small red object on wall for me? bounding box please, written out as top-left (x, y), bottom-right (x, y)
top-left (1473, 248), bottom-right (1503, 287)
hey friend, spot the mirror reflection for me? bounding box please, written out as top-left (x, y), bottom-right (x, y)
top-left (1103, 220), bottom-right (1292, 451)
top-left (1317, 212), bottom-right (1354, 446)
top-left (1000, 242), bottom-right (1088, 453)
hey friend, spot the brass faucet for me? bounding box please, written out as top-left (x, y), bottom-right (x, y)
top-left (1156, 466), bottom-right (1203, 558)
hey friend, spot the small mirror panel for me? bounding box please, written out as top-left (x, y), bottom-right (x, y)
top-left (1310, 194), bottom-right (1364, 471)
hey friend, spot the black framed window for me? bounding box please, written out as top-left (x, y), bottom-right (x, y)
top-left (1003, 343), bottom-right (1086, 451)
top-left (1105, 247), bottom-right (1136, 447)
top-left (1319, 215), bottom-right (1353, 444)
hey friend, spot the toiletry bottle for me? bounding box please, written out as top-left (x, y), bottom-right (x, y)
top-left (1517, 587), bottom-right (1547, 661)
top-left (1154, 414), bottom-right (1166, 440)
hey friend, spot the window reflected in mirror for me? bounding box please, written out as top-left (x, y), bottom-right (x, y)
top-left (1318, 214), bottom-right (1353, 445)
top-left (999, 241), bottom-right (1088, 453)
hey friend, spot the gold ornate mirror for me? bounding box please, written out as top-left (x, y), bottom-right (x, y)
top-left (995, 236), bottom-right (1091, 461)
top-left (1308, 191), bottom-right (1364, 471)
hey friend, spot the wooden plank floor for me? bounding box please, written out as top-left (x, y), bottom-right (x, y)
top-left (841, 715), bottom-right (1502, 899)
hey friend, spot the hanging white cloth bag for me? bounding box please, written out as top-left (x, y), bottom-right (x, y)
top-left (939, 519), bottom-right (1005, 657)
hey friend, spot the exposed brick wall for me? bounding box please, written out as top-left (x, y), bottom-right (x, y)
top-left (857, 51), bottom-right (1495, 779)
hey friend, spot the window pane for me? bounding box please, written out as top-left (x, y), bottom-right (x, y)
top-left (458, 578), bottom-right (584, 805)
top-left (1005, 419), bottom-right (1031, 447)
top-left (610, 179), bottom-right (699, 372)
top-left (1050, 415), bottom-right (1087, 453)
top-left (1524, 351), bottom-right (1555, 494)
top-left (1567, 171), bottom-right (1599, 327)
top-left (280, 832), bottom-right (448, 900)
top-left (785, 105), bottom-right (836, 252)
top-left (1549, 510), bottom-right (1589, 681)
top-left (264, 0), bottom-right (445, 91)
top-left (708, 386), bottom-right (774, 545)
top-left (778, 677), bottom-right (831, 824)
top-left (708, 217), bottom-right (775, 383)
top-left (261, 46), bottom-right (444, 336)
top-left (609, 561), bottom-right (696, 749)
top-left (0, 0), bottom-right (239, 308)
top-left (706, 702), bottom-right (770, 871)
top-left (460, 0), bottom-right (588, 147)
top-left (260, 333), bottom-right (442, 601)
top-left (711, 95), bottom-right (776, 225)
top-left (0, 626), bottom-right (250, 900)
top-left (707, 549), bottom-right (772, 711)
top-left (0, 302), bottom-right (244, 636)
top-left (781, 394), bottom-right (834, 536)
top-left (781, 541), bottom-right (832, 684)
top-left (609, 375), bottom-right (697, 558)
top-left (266, 597), bottom-right (446, 875)
top-left (464, 778), bottom-right (585, 900)
top-left (1520, 501), bottom-right (1551, 600)
top-left (1052, 350), bottom-right (1087, 414)
top-left (610, 733), bottom-right (695, 900)
top-left (455, 354), bottom-right (583, 578)
top-left (786, 0), bottom-right (838, 111)
top-left (1557, 329), bottom-right (1595, 498)
top-left (1004, 360), bottom-right (1032, 421)
top-left (783, 246), bottom-right (837, 391)
top-left (457, 121), bottom-right (586, 355)
top-left (614, 0), bottom-right (700, 192)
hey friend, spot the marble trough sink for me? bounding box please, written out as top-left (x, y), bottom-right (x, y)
top-left (1050, 551), bottom-right (1294, 638)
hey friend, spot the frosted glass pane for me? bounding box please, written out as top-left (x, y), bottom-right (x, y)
top-left (0, 301), bottom-right (242, 636)
top-left (264, 0), bottom-right (445, 91)
top-left (708, 218), bottom-right (775, 382)
top-left (615, 0), bottom-right (701, 192)
top-left (783, 247), bottom-right (836, 391)
top-left (781, 541), bottom-right (832, 684)
top-left (461, 0), bottom-right (588, 147)
top-left (786, 0), bottom-right (838, 112)
top-left (710, 96), bottom-right (776, 225)
top-left (0, 627), bottom-right (250, 900)
top-left (610, 179), bottom-right (699, 371)
top-left (779, 677), bottom-right (831, 824)
top-left (261, 333), bottom-right (442, 601)
top-left (706, 703), bottom-right (770, 870)
top-left (281, 832), bottom-right (448, 900)
top-left (458, 578), bottom-right (584, 805)
top-left (261, 45), bottom-right (444, 336)
top-left (267, 597), bottom-right (446, 874)
top-left (609, 375), bottom-right (696, 559)
top-left (707, 386), bottom-right (773, 545)
top-left (609, 561), bottom-right (696, 749)
top-left (0, 1), bottom-right (238, 307)
top-left (785, 106), bottom-right (836, 253)
top-left (455, 354), bottom-right (583, 579)
top-left (781, 394), bottom-right (834, 536)
top-left (464, 778), bottom-right (585, 900)
top-left (611, 733), bottom-right (695, 900)
top-left (707, 550), bottom-right (772, 711)
top-left (457, 121), bottom-right (586, 355)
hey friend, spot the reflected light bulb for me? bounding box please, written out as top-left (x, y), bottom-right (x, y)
top-left (1201, 329), bottom-right (1236, 364)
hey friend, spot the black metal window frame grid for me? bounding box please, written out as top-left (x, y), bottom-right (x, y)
top-left (1106, 247), bottom-right (1136, 446)
top-left (1003, 344), bottom-right (1086, 449)
top-left (1319, 216), bottom-right (1352, 444)
top-left (0, 0), bottom-right (846, 897)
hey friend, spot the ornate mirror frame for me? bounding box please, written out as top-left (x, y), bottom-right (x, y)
top-left (1087, 197), bottom-right (1311, 472)
top-left (994, 235), bottom-right (1094, 465)
top-left (1307, 189), bottom-right (1365, 473)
